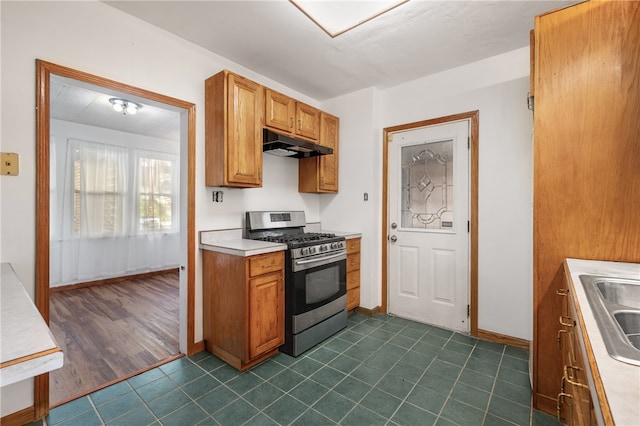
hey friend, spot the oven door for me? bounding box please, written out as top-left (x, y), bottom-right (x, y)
top-left (290, 251), bottom-right (346, 316)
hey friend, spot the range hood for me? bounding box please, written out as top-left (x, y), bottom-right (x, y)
top-left (263, 129), bottom-right (333, 159)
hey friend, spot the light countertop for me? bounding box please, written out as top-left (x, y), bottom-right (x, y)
top-left (199, 228), bottom-right (360, 257)
top-left (564, 258), bottom-right (640, 426)
top-left (1, 263), bottom-right (63, 387)
top-left (200, 230), bottom-right (286, 257)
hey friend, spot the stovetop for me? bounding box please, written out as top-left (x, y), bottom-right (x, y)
top-left (255, 232), bottom-right (343, 249)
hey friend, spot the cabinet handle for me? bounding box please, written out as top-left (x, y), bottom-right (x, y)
top-left (262, 263), bottom-right (275, 268)
top-left (557, 392), bottom-right (573, 424)
top-left (563, 365), bottom-right (589, 389)
top-left (557, 288), bottom-right (569, 296)
top-left (559, 316), bottom-right (574, 327)
top-left (558, 329), bottom-right (569, 351)
top-left (290, 117), bottom-right (294, 128)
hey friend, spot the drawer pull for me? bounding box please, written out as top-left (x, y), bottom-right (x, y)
top-left (558, 329), bottom-right (569, 351)
top-left (262, 263), bottom-right (275, 268)
top-left (559, 316), bottom-right (574, 327)
top-left (557, 392), bottom-right (573, 424)
top-left (563, 365), bottom-right (589, 389)
top-left (557, 288), bottom-right (569, 296)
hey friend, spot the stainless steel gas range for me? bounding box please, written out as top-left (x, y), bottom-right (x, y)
top-left (246, 211), bottom-right (347, 356)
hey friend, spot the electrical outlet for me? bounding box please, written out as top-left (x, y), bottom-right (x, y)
top-left (1, 153), bottom-right (19, 175)
top-left (364, 192), bottom-right (369, 201)
top-left (212, 190), bottom-right (224, 203)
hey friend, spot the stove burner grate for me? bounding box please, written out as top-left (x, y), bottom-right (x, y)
top-left (258, 232), bottom-right (336, 244)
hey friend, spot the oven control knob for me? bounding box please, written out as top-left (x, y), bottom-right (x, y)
top-left (320, 245), bottom-right (327, 252)
top-left (330, 242), bottom-right (337, 249)
top-left (301, 247), bottom-right (308, 255)
top-left (309, 247), bottom-right (316, 254)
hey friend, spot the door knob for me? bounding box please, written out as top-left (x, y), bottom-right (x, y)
top-left (389, 235), bottom-right (397, 242)
top-left (391, 222), bottom-right (397, 229)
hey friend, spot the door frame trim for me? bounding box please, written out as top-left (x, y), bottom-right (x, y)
top-left (34, 60), bottom-right (196, 416)
top-left (381, 111), bottom-right (479, 336)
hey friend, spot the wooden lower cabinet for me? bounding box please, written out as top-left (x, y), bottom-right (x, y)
top-left (202, 250), bottom-right (284, 371)
top-left (346, 238), bottom-right (361, 311)
top-left (557, 271), bottom-right (595, 425)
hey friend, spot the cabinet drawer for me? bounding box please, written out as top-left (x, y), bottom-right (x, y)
top-left (347, 270), bottom-right (360, 290)
top-left (347, 252), bottom-right (360, 273)
top-left (249, 252), bottom-right (283, 277)
top-left (347, 287), bottom-right (360, 311)
top-left (346, 238), bottom-right (360, 254)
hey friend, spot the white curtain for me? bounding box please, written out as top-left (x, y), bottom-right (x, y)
top-left (50, 139), bottom-right (179, 286)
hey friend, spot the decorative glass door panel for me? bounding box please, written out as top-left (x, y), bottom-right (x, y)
top-left (400, 139), bottom-right (454, 231)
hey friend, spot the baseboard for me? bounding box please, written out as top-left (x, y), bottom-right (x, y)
top-left (51, 268), bottom-right (179, 293)
top-left (354, 306), bottom-right (381, 318)
top-left (477, 328), bottom-right (530, 350)
top-left (1, 406), bottom-right (36, 426)
top-left (533, 392), bottom-right (557, 416)
top-left (191, 340), bottom-right (206, 355)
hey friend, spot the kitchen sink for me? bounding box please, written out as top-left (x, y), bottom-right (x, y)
top-left (580, 275), bottom-right (640, 366)
top-left (597, 281), bottom-right (640, 309)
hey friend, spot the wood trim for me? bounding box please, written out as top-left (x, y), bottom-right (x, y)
top-left (50, 268), bottom-right (179, 293)
top-left (564, 262), bottom-right (614, 425)
top-left (354, 305), bottom-right (381, 318)
top-left (34, 60), bottom-right (196, 417)
top-left (381, 111), bottom-right (479, 336)
top-left (186, 102), bottom-right (196, 356)
top-left (476, 329), bottom-right (530, 350)
top-left (0, 406), bottom-right (36, 426)
top-left (192, 340), bottom-right (206, 354)
top-left (35, 58), bottom-right (51, 420)
top-left (0, 347), bottom-right (62, 369)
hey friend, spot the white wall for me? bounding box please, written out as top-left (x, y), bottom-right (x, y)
top-left (0, 1), bottom-right (321, 417)
top-left (322, 48), bottom-right (534, 341)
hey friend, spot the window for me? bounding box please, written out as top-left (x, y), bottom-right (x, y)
top-left (71, 140), bottom-right (128, 236)
top-left (136, 153), bottom-right (177, 233)
top-left (67, 139), bottom-right (178, 237)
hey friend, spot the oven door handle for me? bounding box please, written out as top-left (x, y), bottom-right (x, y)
top-left (294, 251), bottom-right (346, 266)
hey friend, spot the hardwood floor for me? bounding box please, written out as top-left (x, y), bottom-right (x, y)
top-left (49, 271), bottom-right (180, 405)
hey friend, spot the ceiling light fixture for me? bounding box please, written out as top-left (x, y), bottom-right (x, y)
top-left (109, 98), bottom-right (141, 115)
top-left (290, 0), bottom-right (409, 38)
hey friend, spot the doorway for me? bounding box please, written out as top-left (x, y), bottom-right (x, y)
top-left (35, 60), bottom-right (196, 415)
top-left (382, 111), bottom-right (479, 336)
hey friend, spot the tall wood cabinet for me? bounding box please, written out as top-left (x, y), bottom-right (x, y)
top-left (532, 1), bottom-right (640, 415)
top-left (205, 70), bottom-right (264, 188)
top-left (299, 112), bottom-right (339, 193)
top-left (202, 250), bottom-right (284, 371)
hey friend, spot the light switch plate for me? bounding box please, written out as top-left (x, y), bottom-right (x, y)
top-left (1, 153), bottom-right (19, 175)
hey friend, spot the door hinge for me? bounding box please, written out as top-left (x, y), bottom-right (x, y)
top-left (467, 137), bottom-right (470, 149)
top-left (467, 304), bottom-right (470, 318)
top-left (467, 221), bottom-right (470, 233)
top-left (388, 133), bottom-right (394, 142)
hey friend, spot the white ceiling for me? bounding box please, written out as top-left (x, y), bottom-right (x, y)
top-left (105, 0), bottom-right (579, 101)
top-left (55, 0), bottom-right (579, 139)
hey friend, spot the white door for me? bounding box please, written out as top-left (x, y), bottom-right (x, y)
top-left (388, 120), bottom-right (470, 332)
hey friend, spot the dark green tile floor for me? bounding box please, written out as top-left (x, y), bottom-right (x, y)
top-left (32, 314), bottom-right (559, 426)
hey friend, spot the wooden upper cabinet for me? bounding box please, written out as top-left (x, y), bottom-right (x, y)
top-left (299, 112), bottom-right (339, 193)
top-left (265, 88), bottom-right (320, 141)
top-left (265, 88), bottom-right (295, 133)
top-left (205, 70), bottom-right (264, 188)
top-left (295, 102), bottom-right (320, 141)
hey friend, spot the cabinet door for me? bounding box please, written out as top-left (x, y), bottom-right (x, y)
top-left (318, 112), bottom-right (339, 192)
top-left (265, 89), bottom-right (295, 134)
top-left (295, 102), bottom-right (320, 140)
top-left (227, 73), bottom-right (264, 186)
top-left (248, 272), bottom-right (284, 359)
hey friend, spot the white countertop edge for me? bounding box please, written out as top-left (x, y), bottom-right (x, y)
top-left (564, 258), bottom-right (640, 426)
top-left (199, 241), bottom-right (286, 257)
top-left (0, 351), bottom-right (63, 388)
